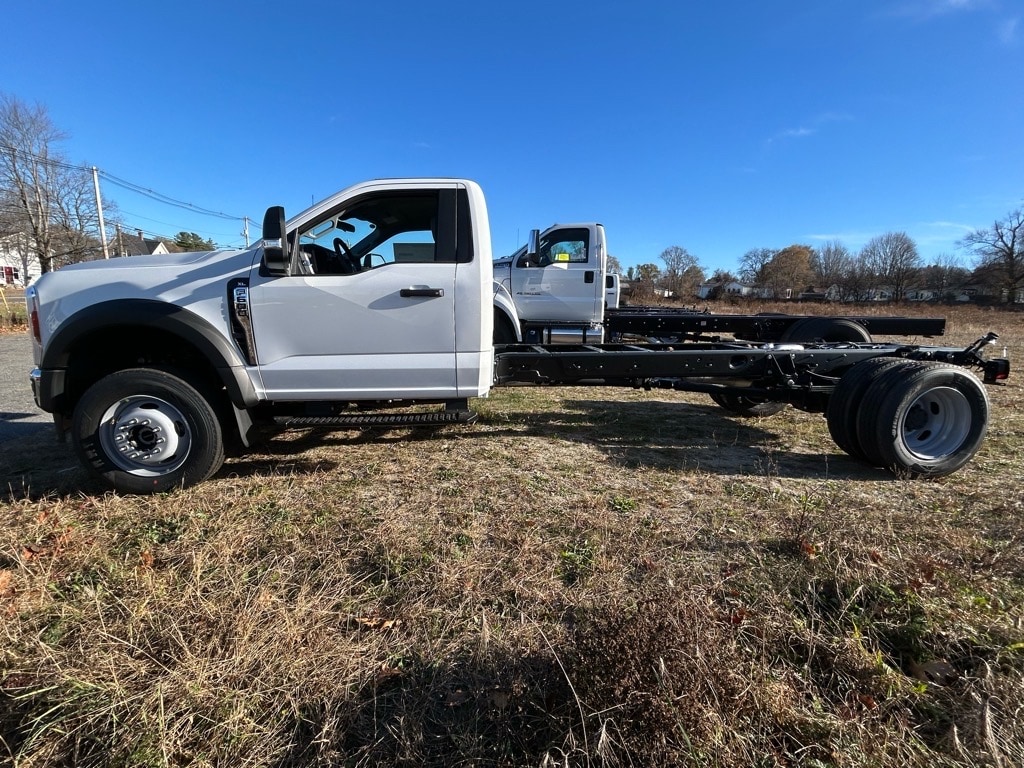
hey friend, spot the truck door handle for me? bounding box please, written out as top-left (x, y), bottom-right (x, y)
top-left (400, 288), bottom-right (444, 298)
top-left (584, 271), bottom-right (595, 284)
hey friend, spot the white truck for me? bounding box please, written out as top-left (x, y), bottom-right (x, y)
top-left (492, 223), bottom-right (947, 345)
top-left (27, 178), bottom-right (1009, 493)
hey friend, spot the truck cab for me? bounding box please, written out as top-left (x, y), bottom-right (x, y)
top-left (492, 223), bottom-right (607, 344)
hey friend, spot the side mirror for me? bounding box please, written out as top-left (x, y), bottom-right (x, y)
top-left (261, 206), bottom-right (289, 275)
top-left (516, 229), bottom-right (541, 268)
top-left (527, 229), bottom-right (540, 260)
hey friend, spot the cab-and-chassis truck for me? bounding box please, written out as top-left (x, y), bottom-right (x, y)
top-left (26, 178), bottom-right (1009, 493)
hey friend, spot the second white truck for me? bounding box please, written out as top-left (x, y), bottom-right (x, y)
top-left (492, 223), bottom-right (946, 346)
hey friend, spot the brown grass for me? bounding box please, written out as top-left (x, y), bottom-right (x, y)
top-left (0, 289), bottom-right (27, 335)
top-left (2, 304), bottom-right (1022, 767)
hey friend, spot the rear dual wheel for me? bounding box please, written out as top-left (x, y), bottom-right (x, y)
top-left (826, 359), bottom-right (989, 477)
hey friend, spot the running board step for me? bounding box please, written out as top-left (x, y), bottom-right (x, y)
top-left (276, 410), bottom-right (477, 429)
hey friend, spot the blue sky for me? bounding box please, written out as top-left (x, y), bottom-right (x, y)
top-left (2, 0), bottom-right (1021, 275)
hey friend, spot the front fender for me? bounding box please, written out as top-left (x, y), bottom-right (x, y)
top-left (38, 299), bottom-right (259, 411)
top-left (492, 281), bottom-right (522, 342)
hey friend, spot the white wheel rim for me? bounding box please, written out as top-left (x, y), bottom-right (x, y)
top-left (899, 386), bottom-right (972, 461)
top-left (98, 395), bottom-right (192, 476)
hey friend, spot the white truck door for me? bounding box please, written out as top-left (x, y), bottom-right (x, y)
top-left (510, 224), bottom-right (604, 323)
top-left (247, 188), bottom-right (461, 400)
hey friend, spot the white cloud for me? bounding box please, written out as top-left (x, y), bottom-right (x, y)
top-left (783, 127), bottom-right (814, 139)
top-left (997, 17), bottom-right (1019, 43)
top-left (767, 113), bottom-right (853, 146)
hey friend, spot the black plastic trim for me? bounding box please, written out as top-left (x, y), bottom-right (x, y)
top-left (40, 299), bottom-right (260, 409)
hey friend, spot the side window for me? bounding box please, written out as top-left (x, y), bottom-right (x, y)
top-left (538, 228), bottom-right (589, 267)
top-left (295, 191), bottom-right (452, 275)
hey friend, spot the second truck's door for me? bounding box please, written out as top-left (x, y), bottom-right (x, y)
top-left (511, 224), bottom-right (604, 323)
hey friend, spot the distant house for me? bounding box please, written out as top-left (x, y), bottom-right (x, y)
top-left (864, 287), bottom-right (893, 302)
top-left (697, 280), bottom-right (754, 299)
top-left (954, 283), bottom-right (1012, 303)
top-left (904, 287), bottom-right (939, 302)
top-left (0, 233), bottom-right (40, 286)
top-left (109, 229), bottom-right (177, 258)
top-left (797, 286), bottom-right (828, 302)
top-left (757, 286), bottom-right (793, 300)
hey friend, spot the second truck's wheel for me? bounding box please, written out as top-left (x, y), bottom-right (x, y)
top-left (826, 357), bottom-right (909, 460)
top-left (72, 368), bottom-right (226, 494)
top-left (854, 362), bottom-right (989, 478)
top-left (780, 317), bottom-right (872, 344)
top-left (709, 392), bottom-right (789, 417)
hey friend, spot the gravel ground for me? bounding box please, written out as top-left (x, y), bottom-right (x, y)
top-left (0, 332), bottom-right (82, 495)
top-left (0, 332), bottom-right (49, 444)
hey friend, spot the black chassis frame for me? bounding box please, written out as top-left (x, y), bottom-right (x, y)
top-left (493, 334), bottom-right (1006, 408)
top-left (603, 308), bottom-right (946, 342)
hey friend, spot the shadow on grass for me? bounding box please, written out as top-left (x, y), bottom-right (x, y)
top-left (1, 397), bottom-right (887, 500)
top-left (228, 398), bottom-right (886, 483)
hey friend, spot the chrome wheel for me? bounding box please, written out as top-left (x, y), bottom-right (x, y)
top-left (899, 386), bottom-right (973, 461)
top-left (98, 395), bottom-right (192, 476)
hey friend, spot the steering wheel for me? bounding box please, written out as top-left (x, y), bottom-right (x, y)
top-left (333, 237), bottom-right (361, 273)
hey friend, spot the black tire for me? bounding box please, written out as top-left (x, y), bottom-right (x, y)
top-left (826, 357), bottom-right (910, 460)
top-left (780, 317), bottom-right (872, 344)
top-left (854, 362), bottom-right (989, 477)
top-left (72, 368), bottom-right (226, 494)
top-left (709, 392), bottom-right (789, 417)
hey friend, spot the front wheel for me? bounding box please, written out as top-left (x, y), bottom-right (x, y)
top-left (72, 368), bottom-right (225, 493)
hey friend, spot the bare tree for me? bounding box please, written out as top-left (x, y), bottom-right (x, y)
top-left (917, 254), bottom-right (969, 301)
top-left (859, 232), bottom-right (921, 302)
top-left (958, 209), bottom-right (1024, 303)
top-left (739, 247), bottom-right (777, 284)
top-left (0, 94), bottom-right (106, 273)
top-left (812, 241), bottom-right (850, 289)
top-left (709, 268), bottom-right (737, 283)
top-left (635, 263), bottom-right (661, 283)
top-left (606, 253), bottom-right (623, 275)
top-left (659, 245), bottom-right (704, 298)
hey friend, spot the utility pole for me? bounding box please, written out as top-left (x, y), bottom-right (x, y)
top-left (92, 167), bottom-right (109, 259)
top-left (242, 217), bottom-right (250, 247)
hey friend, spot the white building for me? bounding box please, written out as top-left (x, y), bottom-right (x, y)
top-left (0, 233), bottom-right (41, 286)
top-left (697, 280), bottom-right (755, 299)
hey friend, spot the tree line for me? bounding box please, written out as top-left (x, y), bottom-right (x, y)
top-left (0, 94), bottom-right (214, 281)
top-left (617, 215), bottom-right (1022, 305)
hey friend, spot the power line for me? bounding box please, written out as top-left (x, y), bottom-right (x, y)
top-left (1, 142), bottom-right (258, 224)
top-left (98, 170), bottom-right (252, 221)
top-left (116, 208), bottom-right (245, 238)
top-left (2, 142), bottom-right (259, 248)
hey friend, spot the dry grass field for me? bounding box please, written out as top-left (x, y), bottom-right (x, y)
top-left (2, 303), bottom-right (1022, 767)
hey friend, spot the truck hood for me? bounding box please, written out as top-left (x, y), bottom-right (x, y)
top-left (57, 249), bottom-right (233, 271)
top-left (31, 247), bottom-right (259, 345)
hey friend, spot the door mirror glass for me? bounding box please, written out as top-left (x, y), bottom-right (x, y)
top-left (262, 206), bottom-right (289, 275)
